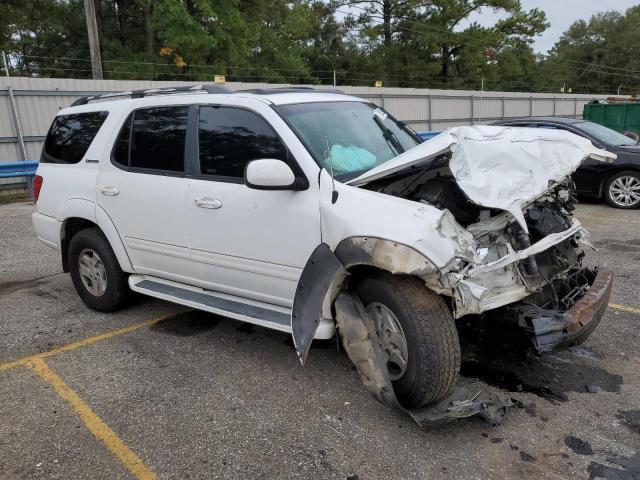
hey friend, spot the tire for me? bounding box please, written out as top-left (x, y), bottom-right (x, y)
top-left (68, 227), bottom-right (130, 312)
top-left (604, 170), bottom-right (640, 209)
top-left (623, 131), bottom-right (639, 142)
top-left (355, 273), bottom-right (461, 408)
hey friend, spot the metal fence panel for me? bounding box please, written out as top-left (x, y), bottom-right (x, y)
top-left (0, 76), bottom-right (615, 191)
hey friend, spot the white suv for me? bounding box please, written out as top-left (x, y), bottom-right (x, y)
top-left (32, 85), bottom-right (614, 408)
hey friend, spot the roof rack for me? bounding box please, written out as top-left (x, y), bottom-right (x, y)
top-left (237, 86), bottom-right (346, 95)
top-left (70, 84), bottom-right (233, 107)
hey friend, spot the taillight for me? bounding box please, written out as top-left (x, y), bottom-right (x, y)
top-left (33, 175), bottom-right (43, 202)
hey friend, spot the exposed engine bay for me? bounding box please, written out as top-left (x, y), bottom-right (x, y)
top-left (357, 153), bottom-right (603, 351)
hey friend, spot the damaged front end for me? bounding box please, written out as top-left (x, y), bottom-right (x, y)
top-left (290, 126), bottom-right (616, 426)
top-left (293, 126), bottom-right (615, 361)
top-left (346, 126), bottom-right (615, 353)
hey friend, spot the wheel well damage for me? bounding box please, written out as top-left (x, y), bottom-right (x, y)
top-left (292, 238), bottom-right (440, 364)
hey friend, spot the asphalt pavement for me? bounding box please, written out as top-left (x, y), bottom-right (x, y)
top-left (0, 200), bottom-right (638, 479)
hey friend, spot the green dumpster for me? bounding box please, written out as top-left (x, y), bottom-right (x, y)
top-left (583, 101), bottom-right (640, 140)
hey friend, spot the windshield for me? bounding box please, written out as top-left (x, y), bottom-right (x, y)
top-left (277, 101), bottom-right (420, 180)
top-left (576, 121), bottom-right (637, 146)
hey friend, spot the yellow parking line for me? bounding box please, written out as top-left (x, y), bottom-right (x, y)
top-left (609, 303), bottom-right (640, 315)
top-left (0, 312), bottom-right (179, 373)
top-left (27, 357), bottom-right (156, 480)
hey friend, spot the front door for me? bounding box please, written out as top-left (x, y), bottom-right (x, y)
top-left (97, 105), bottom-right (196, 283)
top-left (188, 105), bottom-right (320, 308)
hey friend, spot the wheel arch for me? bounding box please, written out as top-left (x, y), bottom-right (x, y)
top-left (60, 208), bottom-right (133, 274)
top-left (291, 237), bottom-right (441, 363)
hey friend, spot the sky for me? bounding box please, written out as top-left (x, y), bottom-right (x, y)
top-left (469, 0), bottom-right (640, 53)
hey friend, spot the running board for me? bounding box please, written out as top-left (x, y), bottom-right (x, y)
top-left (128, 275), bottom-right (335, 338)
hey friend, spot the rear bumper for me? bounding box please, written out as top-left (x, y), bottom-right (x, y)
top-left (31, 212), bottom-right (62, 250)
top-left (519, 267), bottom-right (613, 353)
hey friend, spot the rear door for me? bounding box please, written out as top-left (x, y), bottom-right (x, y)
top-left (97, 105), bottom-right (197, 283)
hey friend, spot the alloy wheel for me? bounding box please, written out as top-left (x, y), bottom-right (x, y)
top-left (609, 175), bottom-right (640, 207)
top-left (366, 302), bottom-right (409, 381)
top-left (78, 248), bottom-right (107, 296)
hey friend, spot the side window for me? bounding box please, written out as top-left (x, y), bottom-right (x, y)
top-left (112, 113), bottom-right (132, 167)
top-left (42, 111), bottom-right (108, 164)
top-left (198, 106), bottom-right (287, 179)
top-left (129, 106), bottom-right (189, 173)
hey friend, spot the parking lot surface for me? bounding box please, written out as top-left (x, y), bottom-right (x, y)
top-left (1, 200), bottom-right (639, 480)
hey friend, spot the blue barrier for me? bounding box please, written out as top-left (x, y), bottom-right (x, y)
top-left (417, 131), bottom-right (442, 141)
top-left (0, 160), bottom-right (39, 179)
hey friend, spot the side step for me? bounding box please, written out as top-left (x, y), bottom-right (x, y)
top-left (128, 275), bottom-right (335, 338)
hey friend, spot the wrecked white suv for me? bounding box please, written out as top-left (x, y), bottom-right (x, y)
top-left (32, 85), bottom-right (614, 410)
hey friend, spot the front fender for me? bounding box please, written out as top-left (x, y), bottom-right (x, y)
top-left (291, 244), bottom-right (346, 364)
top-left (291, 238), bottom-right (438, 363)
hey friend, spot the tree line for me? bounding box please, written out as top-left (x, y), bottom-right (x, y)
top-left (1, 0), bottom-right (639, 94)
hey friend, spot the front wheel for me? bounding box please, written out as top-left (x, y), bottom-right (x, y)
top-left (355, 274), bottom-right (461, 408)
top-left (604, 171), bottom-right (640, 209)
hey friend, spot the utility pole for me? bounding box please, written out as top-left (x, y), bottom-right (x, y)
top-left (2, 50), bottom-right (28, 163)
top-left (83, 0), bottom-right (103, 79)
top-left (333, 69), bottom-right (336, 87)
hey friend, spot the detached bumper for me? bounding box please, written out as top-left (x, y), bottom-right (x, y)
top-left (521, 267), bottom-right (613, 353)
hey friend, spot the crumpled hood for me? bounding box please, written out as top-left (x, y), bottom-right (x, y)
top-left (347, 125), bottom-right (616, 230)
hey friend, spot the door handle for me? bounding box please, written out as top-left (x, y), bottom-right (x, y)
top-left (194, 197), bottom-right (223, 209)
top-left (100, 185), bottom-right (119, 196)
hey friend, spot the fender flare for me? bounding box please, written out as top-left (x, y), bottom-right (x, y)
top-left (291, 237), bottom-right (438, 363)
top-left (95, 205), bottom-right (134, 273)
top-left (58, 199), bottom-right (134, 273)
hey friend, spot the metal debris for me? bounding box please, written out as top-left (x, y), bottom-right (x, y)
top-left (334, 292), bottom-right (515, 426)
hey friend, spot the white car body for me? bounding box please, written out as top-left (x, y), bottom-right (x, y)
top-left (31, 87), bottom-right (614, 358)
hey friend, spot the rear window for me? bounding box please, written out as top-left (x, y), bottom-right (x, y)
top-left (41, 111), bottom-right (108, 164)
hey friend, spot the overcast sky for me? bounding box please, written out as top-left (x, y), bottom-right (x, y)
top-left (469, 0), bottom-right (640, 53)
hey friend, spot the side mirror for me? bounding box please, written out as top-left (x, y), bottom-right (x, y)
top-left (245, 159), bottom-right (297, 190)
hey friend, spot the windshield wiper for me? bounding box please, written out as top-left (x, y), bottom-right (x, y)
top-left (372, 115), bottom-right (404, 155)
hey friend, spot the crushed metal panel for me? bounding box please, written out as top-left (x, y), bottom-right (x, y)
top-left (347, 126), bottom-right (615, 232)
top-left (523, 267), bottom-right (613, 352)
top-left (291, 243), bottom-right (346, 364)
top-left (334, 292), bottom-right (515, 426)
top-left (334, 237), bottom-right (439, 276)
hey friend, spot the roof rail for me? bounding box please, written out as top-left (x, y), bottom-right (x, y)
top-left (237, 86), bottom-right (346, 95)
top-left (70, 84), bottom-right (233, 107)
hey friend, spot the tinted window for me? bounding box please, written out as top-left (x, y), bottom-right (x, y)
top-left (576, 121), bottom-right (637, 146)
top-left (130, 106), bottom-right (189, 172)
top-left (198, 106), bottom-right (287, 178)
top-left (42, 111), bottom-right (108, 164)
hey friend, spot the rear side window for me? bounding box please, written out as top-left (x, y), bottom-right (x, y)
top-left (42, 111), bottom-right (108, 164)
top-left (130, 106), bottom-right (189, 172)
top-left (198, 106), bottom-right (287, 179)
top-left (112, 113), bottom-right (132, 167)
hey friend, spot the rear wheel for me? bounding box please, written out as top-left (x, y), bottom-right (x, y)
top-left (604, 171), bottom-right (640, 209)
top-left (68, 228), bottom-right (130, 312)
top-left (355, 273), bottom-right (461, 408)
